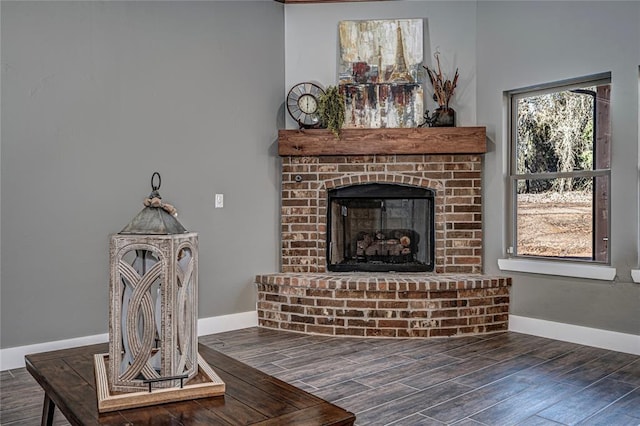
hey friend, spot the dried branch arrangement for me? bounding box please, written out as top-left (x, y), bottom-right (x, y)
top-left (423, 52), bottom-right (459, 109)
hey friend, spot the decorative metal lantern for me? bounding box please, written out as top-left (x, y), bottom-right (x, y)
top-left (108, 173), bottom-right (198, 393)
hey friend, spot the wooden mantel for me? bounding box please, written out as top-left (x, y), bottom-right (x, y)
top-left (278, 127), bottom-right (487, 156)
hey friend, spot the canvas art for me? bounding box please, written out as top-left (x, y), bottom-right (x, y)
top-left (338, 19), bottom-right (424, 128)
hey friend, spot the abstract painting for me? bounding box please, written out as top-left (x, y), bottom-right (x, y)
top-left (338, 19), bottom-right (424, 128)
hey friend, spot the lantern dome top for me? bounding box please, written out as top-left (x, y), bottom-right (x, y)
top-left (119, 172), bottom-right (188, 235)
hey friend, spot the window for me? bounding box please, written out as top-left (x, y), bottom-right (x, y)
top-left (508, 74), bottom-right (611, 263)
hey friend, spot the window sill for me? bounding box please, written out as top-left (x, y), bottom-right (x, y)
top-left (631, 270), bottom-right (640, 283)
top-left (498, 258), bottom-right (616, 281)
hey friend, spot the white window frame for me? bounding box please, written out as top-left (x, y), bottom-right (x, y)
top-left (500, 73), bottom-right (616, 281)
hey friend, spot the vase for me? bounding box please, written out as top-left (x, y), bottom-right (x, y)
top-left (432, 107), bottom-right (455, 127)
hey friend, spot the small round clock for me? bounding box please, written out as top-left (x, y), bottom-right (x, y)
top-left (286, 82), bottom-right (325, 129)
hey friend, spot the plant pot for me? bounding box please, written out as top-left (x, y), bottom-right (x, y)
top-left (432, 107), bottom-right (455, 127)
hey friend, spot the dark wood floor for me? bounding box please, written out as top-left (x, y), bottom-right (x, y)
top-left (2, 328), bottom-right (639, 425)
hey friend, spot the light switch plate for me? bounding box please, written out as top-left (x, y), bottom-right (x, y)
top-left (215, 194), bottom-right (224, 208)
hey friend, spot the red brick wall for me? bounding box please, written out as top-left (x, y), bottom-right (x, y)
top-left (256, 273), bottom-right (510, 338)
top-left (281, 154), bottom-right (483, 274)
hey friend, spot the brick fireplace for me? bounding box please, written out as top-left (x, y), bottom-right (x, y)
top-left (255, 128), bottom-right (511, 338)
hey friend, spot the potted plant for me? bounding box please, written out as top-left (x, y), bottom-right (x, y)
top-left (318, 85), bottom-right (345, 138)
top-left (423, 52), bottom-right (459, 127)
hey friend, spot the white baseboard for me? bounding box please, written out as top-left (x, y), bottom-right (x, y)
top-left (1, 333), bottom-right (110, 372)
top-left (509, 315), bottom-right (640, 355)
top-left (5, 312), bottom-right (634, 370)
top-left (0, 311), bottom-right (258, 371)
top-left (197, 310), bottom-right (258, 336)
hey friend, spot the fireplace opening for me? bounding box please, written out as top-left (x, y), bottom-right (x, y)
top-left (327, 183), bottom-right (435, 272)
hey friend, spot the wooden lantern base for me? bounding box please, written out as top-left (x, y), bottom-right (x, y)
top-left (93, 353), bottom-right (225, 413)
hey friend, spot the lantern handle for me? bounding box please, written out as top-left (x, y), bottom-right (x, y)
top-left (151, 172), bottom-right (161, 191)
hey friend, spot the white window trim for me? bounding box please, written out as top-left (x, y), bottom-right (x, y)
top-left (498, 258), bottom-right (616, 281)
top-left (631, 269), bottom-right (640, 283)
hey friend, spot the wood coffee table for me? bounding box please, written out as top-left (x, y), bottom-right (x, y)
top-left (25, 342), bottom-right (355, 425)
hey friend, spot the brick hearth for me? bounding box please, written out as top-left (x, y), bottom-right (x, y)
top-left (256, 129), bottom-right (512, 338)
top-left (256, 273), bottom-right (510, 337)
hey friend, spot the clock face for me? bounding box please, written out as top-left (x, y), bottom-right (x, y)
top-left (286, 82), bottom-right (324, 128)
top-left (298, 94), bottom-right (318, 114)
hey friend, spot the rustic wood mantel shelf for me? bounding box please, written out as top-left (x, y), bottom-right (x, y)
top-left (278, 127), bottom-right (487, 156)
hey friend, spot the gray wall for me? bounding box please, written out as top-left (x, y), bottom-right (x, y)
top-left (477, 1), bottom-right (640, 335)
top-left (284, 1), bottom-right (477, 129)
top-left (1, 1), bottom-right (284, 348)
top-left (2, 0), bottom-right (638, 350)
top-left (284, 1), bottom-right (639, 335)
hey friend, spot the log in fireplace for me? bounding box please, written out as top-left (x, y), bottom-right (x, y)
top-left (327, 183), bottom-right (434, 272)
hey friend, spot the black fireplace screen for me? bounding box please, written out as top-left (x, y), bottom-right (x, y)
top-left (327, 183), bottom-right (435, 272)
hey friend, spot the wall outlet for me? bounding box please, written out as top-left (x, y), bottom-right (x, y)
top-left (215, 193), bottom-right (224, 208)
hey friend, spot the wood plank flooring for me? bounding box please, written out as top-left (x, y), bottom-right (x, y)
top-left (2, 328), bottom-right (639, 425)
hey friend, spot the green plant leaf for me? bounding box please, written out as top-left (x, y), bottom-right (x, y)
top-left (318, 86), bottom-right (346, 138)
